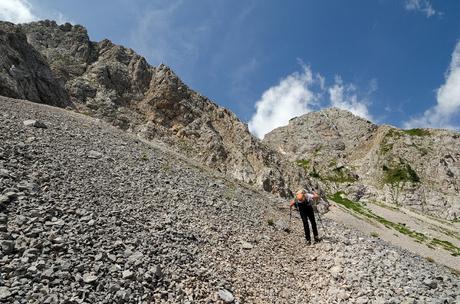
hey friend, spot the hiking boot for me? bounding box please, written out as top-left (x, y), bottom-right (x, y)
top-left (313, 237), bottom-right (322, 244)
top-left (305, 239), bottom-right (312, 246)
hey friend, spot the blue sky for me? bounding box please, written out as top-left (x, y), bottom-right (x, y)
top-left (1, 0), bottom-right (460, 137)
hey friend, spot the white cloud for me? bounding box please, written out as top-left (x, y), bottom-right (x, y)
top-left (404, 41), bottom-right (460, 130)
top-left (404, 0), bottom-right (439, 18)
top-left (329, 76), bottom-right (373, 120)
top-left (248, 64), bottom-right (373, 139)
top-left (248, 65), bottom-right (320, 139)
top-left (0, 0), bottom-right (37, 23)
top-left (0, 0), bottom-right (71, 24)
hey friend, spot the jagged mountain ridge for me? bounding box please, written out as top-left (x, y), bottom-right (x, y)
top-left (0, 20), bottom-right (313, 197)
top-left (264, 108), bottom-right (460, 220)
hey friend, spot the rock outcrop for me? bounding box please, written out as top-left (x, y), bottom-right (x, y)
top-left (264, 108), bottom-right (460, 220)
top-left (0, 22), bottom-right (69, 106)
top-left (0, 20), bottom-right (312, 197)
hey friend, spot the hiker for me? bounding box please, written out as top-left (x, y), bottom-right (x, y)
top-left (290, 189), bottom-right (320, 245)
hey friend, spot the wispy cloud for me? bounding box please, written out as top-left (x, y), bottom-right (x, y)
top-left (248, 63), bottom-right (374, 139)
top-left (404, 0), bottom-right (440, 18)
top-left (0, 0), bottom-right (37, 23)
top-left (329, 76), bottom-right (373, 121)
top-left (404, 42), bottom-right (460, 130)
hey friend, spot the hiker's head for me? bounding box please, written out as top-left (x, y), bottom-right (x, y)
top-left (296, 189), bottom-right (306, 201)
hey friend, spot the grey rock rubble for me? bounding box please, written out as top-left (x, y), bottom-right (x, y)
top-left (1, 96), bottom-right (459, 303)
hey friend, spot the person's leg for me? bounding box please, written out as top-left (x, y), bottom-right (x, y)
top-left (299, 205), bottom-right (311, 241)
top-left (306, 205), bottom-right (319, 241)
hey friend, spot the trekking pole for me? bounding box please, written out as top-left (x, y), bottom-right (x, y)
top-left (288, 207), bottom-right (292, 231)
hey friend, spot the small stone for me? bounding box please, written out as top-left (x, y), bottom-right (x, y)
top-left (95, 252), bottom-right (104, 261)
top-left (109, 264), bottom-right (121, 272)
top-left (337, 290), bottom-right (350, 300)
top-left (23, 248), bottom-right (39, 258)
top-left (329, 265), bottom-right (343, 277)
top-left (154, 265), bottom-right (163, 279)
top-left (107, 253), bottom-right (116, 262)
top-left (0, 169), bottom-right (10, 178)
top-left (0, 195), bottom-right (9, 205)
top-left (87, 150), bottom-right (103, 159)
top-left (128, 251), bottom-right (144, 264)
top-left (17, 181), bottom-right (39, 193)
top-left (423, 279), bottom-right (438, 289)
top-left (23, 119), bottom-right (47, 128)
top-left (356, 296), bottom-right (369, 304)
top-left (0, 287), bottom-right (12, 300)
top-left (82, 273), bottom-right (98, 284)
top-left (122, 270), bottom-right (134, 279)
top-left (218, 289), bottom-right (234, 303)
top-left (0, 240), bottom-right (15, 254)
top-left (4, 192), bottom-right (17, 199)
top-left (274, 219), bottom-right (288, 231)
top-left (240, 241), bottom-right (253, 250)
top-left (42, 268), bottom-right (54, 279)
top-left (27, 265), bottom-right (37, 273)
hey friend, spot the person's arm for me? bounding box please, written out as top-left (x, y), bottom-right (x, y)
top-left (312, 192), bottom-right (320, 202)
top-left (289, 199), bottom-right (296, 209)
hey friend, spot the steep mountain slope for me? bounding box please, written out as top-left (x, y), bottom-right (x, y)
top-left (0, 20), bottom-right (310, 197)
top-left (264, 108), bottom-right (460, 220)
top-left (1, 96), bottom-right (459, 303)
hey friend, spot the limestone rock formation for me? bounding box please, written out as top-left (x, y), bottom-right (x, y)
top-left (264, 108), bottom-right (460, 220)
top-left (0, 22), bottom-right (69, 106)
top-left (0, 20), bottom-right (311, 197)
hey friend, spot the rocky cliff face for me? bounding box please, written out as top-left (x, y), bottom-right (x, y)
top-left (264, 108), bottom-right (460, 220)
top-left (0, 22), bottom-right (69, 107)
top-left (0, 20), bottom-right (313, 197)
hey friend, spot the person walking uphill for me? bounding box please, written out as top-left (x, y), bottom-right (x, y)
top-left (290, 189), bottom-right (321, 245)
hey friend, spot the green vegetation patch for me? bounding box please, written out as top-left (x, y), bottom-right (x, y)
top-left (382, 163), bottom-right (420, 184)
top-left (331, 192), bottom-right (460, 256)
top-left (328, 159), bottom-right (338, 168)
top-left (223, 184), bottom-right (236, 200)
top-left (267, 219), bottom-right (274, 226)
top-left (330, 192), bottom-right (427, 242)
top-left (402, 128), bottom-right (431, 137)
top-left (295, 159), bottom-right (311, 170)
top-left (324, 167), bottom-right (357, 183)
top-left (309, 167), bottom-right (321, 178)
top-left (380, 128), bottom-right (401, 154)
top-left (430, 239), bottom-right (460, 257)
